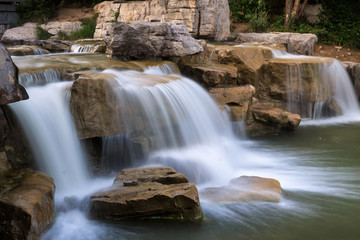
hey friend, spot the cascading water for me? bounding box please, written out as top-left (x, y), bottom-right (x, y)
top-left (9, 79), bottom-right (89, 196)
top-left (19, 69), bottom-right (62, 87)
top-left (272, 49), bottom-right (360, 121)
top-left (6, 50), bottom-right (360, 240)
top-left (71, 44), bottom-right (94, 53)
top-left (102, 66), bottom-right (236, 184)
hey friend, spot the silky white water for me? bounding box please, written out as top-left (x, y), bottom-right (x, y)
top-left (9, 82), bottom-right (89, 197)
top-left (272, 49), bottom-right (360, 121)
top-left (7, 53), bottom-right (360, 240)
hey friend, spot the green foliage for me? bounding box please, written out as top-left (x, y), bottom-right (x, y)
top-left (250, 11), bottom-right (268, 32)
top-left (17, 0), bottom-right (56, 23)
top-left (268, 0), bottom-right (360, 49)
top-left (57, 14), bottom-right (98, 40)
top-left (59, 0), bottom-right (104, 7)
top-left (36, 26), bottom-right (52, 40)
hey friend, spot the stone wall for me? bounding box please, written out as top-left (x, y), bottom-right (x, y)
top-left (94, 0), bottom-right (230, 41)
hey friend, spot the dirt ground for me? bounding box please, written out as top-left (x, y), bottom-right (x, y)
top-left (51, 7), bottom-right (93, 22)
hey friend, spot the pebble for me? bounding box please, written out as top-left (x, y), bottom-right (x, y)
top-left (348, 52), bottom-right (352, 56)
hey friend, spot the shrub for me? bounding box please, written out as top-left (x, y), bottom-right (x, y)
top-left (36, 26), bottom-right (52, 40)
top-left (17, 0), bottom-right (57, 23)
top-left (250, 11), bottom-right (268, 32)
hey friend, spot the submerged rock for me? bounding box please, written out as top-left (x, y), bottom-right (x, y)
top-left (200, 176), bottom-right (282, 203)
top-left (90, 167), bottom-right (203, 221)
top-left (236, 32), bottom-right (318, 56)
top-left (0, 169), bottom-right (55, 240)
top-left (104, 22), bottom-right (203, 60)
top-left (6, 45), bottom-right (49, 56)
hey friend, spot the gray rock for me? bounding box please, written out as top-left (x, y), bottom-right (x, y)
top-left (0, 43), bottom-right (28, 105)
top-left (1, 23), bottom-right (37, 45)
top-left (104, 22), bottom-right (203, 60)
top-left (236, 32), bottom-right (318, 55)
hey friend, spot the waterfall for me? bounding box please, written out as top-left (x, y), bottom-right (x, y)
top-left (101, 66), bottom-right (236, 184)
top-left (9, 82), bottom-right (89, 196)
top-left (272, 49), bottom-right (360, 120)
top-left (71, 44), bottom-right (95, 53)
top-left (19, 69), bottom-right (62, 87)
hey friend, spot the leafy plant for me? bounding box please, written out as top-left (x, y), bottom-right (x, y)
top-left (60, 13), bottom-right (98, 40)
top-left (36, 26), bottom-right (52, 40)
top-left (250, 11), bottom-right (268, 32)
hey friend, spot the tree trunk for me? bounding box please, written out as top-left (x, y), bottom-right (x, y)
top-left (297, 0), bottom-right (309, 20)
top-left (285, 0), bottom-right (294, 30)
top-left (285, 0), bottom-right (308, 28)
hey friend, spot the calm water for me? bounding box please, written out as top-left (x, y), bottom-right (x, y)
top-left (42, 123), bottom-right (360, 240)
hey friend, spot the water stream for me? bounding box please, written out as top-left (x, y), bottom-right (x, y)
top-left (8, 50), bottom-right (360, 240)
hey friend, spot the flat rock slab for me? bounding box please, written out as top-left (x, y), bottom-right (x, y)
top-left (200, 176), bottom-right (282, 203)
top-left (0, 169), bottom-right (55, 240)
top-left (90, 167), bottom-right (203, 221)
top-left (236, 32), bottom-right (318, 56)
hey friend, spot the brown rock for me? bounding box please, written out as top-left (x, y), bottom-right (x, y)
top-left (0, 169), bottom-right (55, 240)
top-left (90, 167), bottom-right (202, 221)
top-left (209, 85), bottom-right (255, 121)
top-left (181, 64), bottom-right (237, 88)
top-left (246, 102), bottom-right (301, 137)
top-left (70, 72), bottom-right (123, 139)
top-left (6, 45), bottom-right (49, 56)
top-left (201, 176), bottom-right (282, 203)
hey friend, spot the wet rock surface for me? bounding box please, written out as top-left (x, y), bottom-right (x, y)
top-left (0, 169), bottom-right (55, 240)
top-left (201, 176), bottom-right (282, 203)
top-left (90, 167), bottom-right (203, 221)
top-left (246, 102), bottom-right (301, 137)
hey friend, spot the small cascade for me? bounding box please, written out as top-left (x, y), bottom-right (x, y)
top-left (33, 49), bottom-right (46, 55)
top-left (71, 44), bottom-right (95, 53)
top-left (272, 49), bottom-right (360, 119)
top-left (19, 69), bottom-right (62, 87)
top-left (9, 82), bottom-right (89, 196)
top-left (101, 66), bottom-right (236, 183)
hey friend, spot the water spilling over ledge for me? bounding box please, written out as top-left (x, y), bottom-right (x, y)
top-left (4, 43), bottom-right (360, 240)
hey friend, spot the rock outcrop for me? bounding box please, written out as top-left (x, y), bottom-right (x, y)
top-left (209, 85), bottom-right (255, 121)
top-left (90, 167), bottom-right (203, 221)
top-left (246, 101), bottom-right (301, 137)
top-left (94, 0), bottom-right (230, 41)
top-left (343, 61), bottom-right (360, 100)
top-left (104, 22), bottom-right (203, 60)
top-left (201, 175), bottom-right (282, 203)
top-left (236, 32), bottom-right (318, 56)
top-left (0, 169), bottom-right (55, 240)
top-left (0, 43), bottom-right (29, 105)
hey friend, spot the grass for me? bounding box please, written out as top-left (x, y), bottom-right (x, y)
top-left (57, 13), bottom-right (98, 40)
top-left (36, 26), bottom-right (52, 40)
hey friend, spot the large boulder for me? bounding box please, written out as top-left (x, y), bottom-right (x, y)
top-left (201, 176), bottom-right (282, 203)
top-left (236, 32), bottom-right (318, 56)
top-left (0, 43), bottom-right (29, 105)
top-left (1, 23), bottom-right (37, 45)
top-left (94, 0), bottom-right (230, 41)
top-left (89, 167), bottom-right (203, 221)
top-left (0, 169), bottom-right (55, 240)
top-left (104, 22), bottom-right (203, 60)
